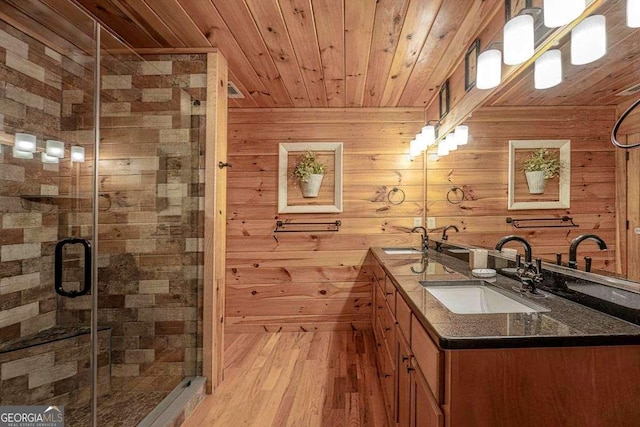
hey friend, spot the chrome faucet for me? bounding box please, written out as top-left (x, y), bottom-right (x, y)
top-left (516, 258), bottom-right (544, 294)
top-left (568, 234), bottom-right (607, 271)
top-left (411, 226), bottom-right (429, 252)
top-left (495, 235), bottom-right (533, 263)
top-left (441, 225), bottom-right (459, 241)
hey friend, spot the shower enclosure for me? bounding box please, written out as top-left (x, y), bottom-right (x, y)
top-left (0, 1), bottom-right (205, 425)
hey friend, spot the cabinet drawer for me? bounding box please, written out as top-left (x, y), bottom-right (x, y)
top-left (411, 315), bottom-right (442, 403)
top-left (396, 294), bottom-right (411, 343)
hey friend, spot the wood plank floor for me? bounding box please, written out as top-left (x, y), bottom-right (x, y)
top-left (183, 331), bottom-right (388, 426)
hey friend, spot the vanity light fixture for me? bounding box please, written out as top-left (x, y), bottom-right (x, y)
top-left (415, 133), bottom-right (428, 151)
top-left (571, 15), bottom-right (606, 65)
top-left (436, 140), bottom-right (449, 157)
top-left (454, 125), bottom-right (469, 145)
top-left (12, 146), bottom-right (33, 159)
top-left (14, 132), bottom-right (37, 153)
top-left (476, 49), bottom-right (502, 89)
top-left (446, 134), bottom-right (458, 152)
top-left (535, 49), bottom-right (563, 89)
top-left (543, 0), bottom-right (585, 28)
top-left (418, 124), bottom-right (437, 149)
top-left (45, 140), bottom-right (65, 158)
top-left (41, 152), bottom-right (59, 164)
top-left (628, 0), bottom-right (640, 27)
top-left (70, 146), bottom-right (85, 162)
top-left (409, 139), bottom-right (421, 159)
top-left (503, 14), bottom-right (534, 65)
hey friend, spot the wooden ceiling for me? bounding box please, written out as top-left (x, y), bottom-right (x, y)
top-left (70, 0), bottom-right (503, 109)
top-left (1, 0), bottom-right (636, 111)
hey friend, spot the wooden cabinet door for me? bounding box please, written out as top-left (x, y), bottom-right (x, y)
top-left (397, 332), bottom-right (412, 427)
top-left (411, 365), bottom-right (443, 427)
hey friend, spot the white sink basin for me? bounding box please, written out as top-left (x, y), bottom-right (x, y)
top-left (422, 281), bottom-right (549, 314)
top-left (382, 247), bottom-right (422, 255)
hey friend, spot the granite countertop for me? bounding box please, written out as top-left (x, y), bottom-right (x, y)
top-left (371, 247), bottom-right (640, 350)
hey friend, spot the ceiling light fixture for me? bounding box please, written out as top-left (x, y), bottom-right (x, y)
top-left (70, 146), bottom-right (85, 162)
top-left (503, 15), bottom-right (534, 65)
top-left (628, 0), bottom-right (640, 27)
top-left (476, 49), bottom-right (502, 89)
top-left (535, 49), bottom-right (563, 89)
top-left (571, 15), bottom-right (606, 65)
top-left (543, 0), bottom-right (585, 27)
top-left (45, 140), bottom-right (65, 158)
top-left (15, 133), bottom-right (37, 153)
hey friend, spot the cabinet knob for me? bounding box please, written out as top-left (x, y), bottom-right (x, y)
top-left (406, 366), bottom-right (415, 373)
top-left (385, 327), bottom-right (391, 332)
top-left (384, 374), bottom-right (392, 378)
top-left (377, 305), bottom-right (383, 309)
top-left (402, 355), bottom-right (409, 362)
top-left (385, 292), bottom-right (393, 296)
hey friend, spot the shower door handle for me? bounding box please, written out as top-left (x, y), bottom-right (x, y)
top-left (54, 238), bottom-right (92, 298)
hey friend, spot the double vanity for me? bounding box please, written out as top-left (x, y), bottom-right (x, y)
top-left (367, 244), bottom-right (640, 427)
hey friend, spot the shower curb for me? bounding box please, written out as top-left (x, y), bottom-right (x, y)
top-left (137, 376), bottom-right (206, 427)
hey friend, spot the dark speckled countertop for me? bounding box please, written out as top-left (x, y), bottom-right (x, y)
top-left (371, 247), bottom-right (640, 349)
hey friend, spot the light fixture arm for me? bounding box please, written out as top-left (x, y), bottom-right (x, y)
top-left (611, 97), bottom-right (640, 149)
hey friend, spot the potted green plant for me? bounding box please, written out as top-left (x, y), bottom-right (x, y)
top-left (522, 148), bottom-right (562, 194)
top-left (293, 151), bottom-right (326, 197)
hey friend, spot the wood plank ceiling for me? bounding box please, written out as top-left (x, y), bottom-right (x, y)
top-left (72, 0), bottom-right (503, 109)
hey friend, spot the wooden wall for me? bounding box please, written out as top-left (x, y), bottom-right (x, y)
top-left (616, 103), bottom-right (640, 281)
top-left (226, 108), bottom-right (424, 333)
top-left (426, 106), bottom-right (618, 273)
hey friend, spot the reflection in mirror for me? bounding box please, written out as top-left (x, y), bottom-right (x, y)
top-left (426, 0), bottom-right (640, 283)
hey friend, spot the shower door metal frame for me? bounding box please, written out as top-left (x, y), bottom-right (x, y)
top-left (90, 21), bottom-right (101, 427)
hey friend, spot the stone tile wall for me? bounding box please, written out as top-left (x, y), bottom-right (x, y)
top-left (93, 53), bottom-right (206, 392)
top-left (0, 328), bottom-right (111, 407)
top-left (0, 14), bottom-right (206, 401)
top-left (0, 20), bottom-right (75, 342)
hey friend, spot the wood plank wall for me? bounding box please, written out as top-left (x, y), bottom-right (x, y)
top-left (617, 104), bottom-right (640, 281)
top-left (226, 108), bottom-right (424, 333)
top-left (427, 106), bottom-right (618, 273)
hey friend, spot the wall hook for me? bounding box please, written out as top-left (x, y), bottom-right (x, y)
top-left (218, 162), bottom-right (232, 169)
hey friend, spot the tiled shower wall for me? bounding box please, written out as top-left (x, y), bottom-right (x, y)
top-left (89, 53), bottom-right (206, 391)
top-left (1, 13), bottom-right (206, 395)
top-left (0, 20), bottom-right (79, 342)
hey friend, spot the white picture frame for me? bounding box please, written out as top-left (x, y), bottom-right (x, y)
top-left (278, 142), bottom-right (343, 213)
top-left (508, 139), bottom-right (571, 210)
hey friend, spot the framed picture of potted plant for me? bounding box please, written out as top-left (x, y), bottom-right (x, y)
top-left (508, 139), bottom-right (571, 210)
top-left (278, 142), bottom-right (343, 213)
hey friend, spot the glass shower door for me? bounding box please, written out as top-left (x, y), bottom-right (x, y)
top-left (92, 27), bottom-right (203, 426)
top-left (0, 1), bottom-right (98, 423)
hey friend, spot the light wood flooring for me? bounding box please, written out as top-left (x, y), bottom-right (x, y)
top-left (183, 330), bottom-right (388, 427)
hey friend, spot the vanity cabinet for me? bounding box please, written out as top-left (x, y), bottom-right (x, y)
top-left (372, 263), bottom-right (396, 426)
top-left (370, 255), bottom-right (443, 427)
top-left (369, 250), bottom-right (640, 427)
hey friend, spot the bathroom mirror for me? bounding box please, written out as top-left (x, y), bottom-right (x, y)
top-left (426, 0), bottom-right (640, 283)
